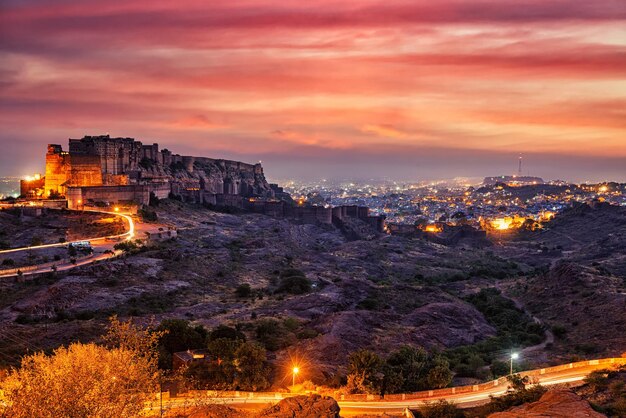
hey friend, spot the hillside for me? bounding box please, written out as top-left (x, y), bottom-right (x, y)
top-left (0, 201), bottom-right (624, 389)
top-left (0, 201), bottom-right (513, 382)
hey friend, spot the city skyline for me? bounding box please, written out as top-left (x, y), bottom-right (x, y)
top-left (1, 0), bottom-right (625, 182)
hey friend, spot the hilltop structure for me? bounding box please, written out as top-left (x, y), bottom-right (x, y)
top-left (483, 175), bottom-right (544, 186)
top-left (43, 135), bottom-right (273, 208)
top-left (32, 134), bottom-right (386, 232)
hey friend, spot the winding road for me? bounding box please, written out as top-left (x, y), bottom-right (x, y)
top-left (0, 209), bottom-right (162, 278)
top-left (152, 358), bottom-right (625, 416)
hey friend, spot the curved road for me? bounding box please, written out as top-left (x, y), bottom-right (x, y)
top-left (153, 358), bottom-right (626, 416)
top-left (0, 209), bottom-right (139, 278)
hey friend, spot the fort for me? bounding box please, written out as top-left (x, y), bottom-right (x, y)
top-left (26, 134), bottom-right (386, 232)
top-left (40, 135), bottom-right (273, 208)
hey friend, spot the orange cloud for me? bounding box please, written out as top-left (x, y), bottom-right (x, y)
top-left (360, 124), bottom-right (409, 139)
top-left (167, 115), bottom-right (227, 130)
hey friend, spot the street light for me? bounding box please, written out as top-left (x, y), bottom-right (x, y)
top-left (292, 366), bottom-right (299, 388)
top-left (510, 352), bottom-right (519, 375)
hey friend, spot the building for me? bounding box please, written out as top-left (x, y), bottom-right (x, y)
top-left (483, 175), bottom-right (545, 186)
top-left (42, 135), bottom-right (274, 208)
top-left (20, 174), bottom-right (45, 198)
top-left (172, 349), bottom-right (212, 371)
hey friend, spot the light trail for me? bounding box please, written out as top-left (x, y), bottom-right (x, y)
top-left (0, 208), bottom-right (135, 255)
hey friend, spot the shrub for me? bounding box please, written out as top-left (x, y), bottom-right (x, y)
top-left (416, 400), bottom-right (464, 418)
top-left (276, 276), bottom-right (311, 295)
top-left (114, 241), bottom-right (139, 253)
top-left (297, 328), bottom-right (319, 340)
top-left (139, 208), bottom-right (158, 222)
top-left (235, 283), bottom-right (252, 298)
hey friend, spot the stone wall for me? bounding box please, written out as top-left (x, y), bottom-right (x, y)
top-left (67, 185), bottom-right (150, 209)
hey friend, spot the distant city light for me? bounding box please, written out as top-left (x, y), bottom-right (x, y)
top-left (492, 218), bottom-right (512, 230)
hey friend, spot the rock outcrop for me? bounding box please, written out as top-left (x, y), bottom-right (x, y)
top-left (488, 389), bottom-right (606, 418)
top-left (258, 395), bottom-right (340, 418)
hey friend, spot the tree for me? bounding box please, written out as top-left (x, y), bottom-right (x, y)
top-left (155, 319), bottom-right (208, 369)
top-left (209, 325), bottom-right (246, 342)
top-left (276, 275), bottom-right (311, 294)
top-left (386, 345), bottom-right (428, 392)
top-left (426, 363), bottom-right (453, 389)
top-left (104, 315), bottom-right (163, 361)
top-left (346, 349), bottom-right (383, 394)
top-left (234, 342), bottom-right (270, 391)
top-left (0, 343), bottom-right (157, 418)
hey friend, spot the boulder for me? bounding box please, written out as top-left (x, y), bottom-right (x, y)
top-left (258, 394), bottom-right (340, 418)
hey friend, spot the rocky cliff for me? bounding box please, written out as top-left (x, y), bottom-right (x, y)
top-left (139, 157), bottom-right (273, 197)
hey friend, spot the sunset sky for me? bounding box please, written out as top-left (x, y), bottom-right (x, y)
top-left (1, 0), bottom-right (625, 182)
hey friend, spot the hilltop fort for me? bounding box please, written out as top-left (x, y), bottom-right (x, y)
top-left (30, 134), bottom-right (386, 232)
top-left (42, 135), bottom-right (273, 208)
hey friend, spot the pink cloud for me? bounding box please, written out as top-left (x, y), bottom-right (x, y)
top-left (0, 0), bottom-right (625, 178)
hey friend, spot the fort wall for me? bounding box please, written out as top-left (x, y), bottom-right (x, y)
top-left (67, 185), bottom-right (150, 209)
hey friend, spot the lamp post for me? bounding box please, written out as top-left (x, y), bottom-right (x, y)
top-left (510, 352), bottom-right (519, 375)
top-left (292, 367), bottom-right (299, 389)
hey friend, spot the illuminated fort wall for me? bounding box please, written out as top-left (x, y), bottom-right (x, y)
top-left (44, 144), bottom-right (103, 197)
top-left (66, 185), bottom-right (150, 210)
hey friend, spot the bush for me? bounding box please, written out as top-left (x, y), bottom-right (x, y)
top-left (297, 328), bottom-right (319, 340)
top-left (483, 382), bottom-right (546, 414)
top-left (276, 276), bottom-right (311, 295)
top-left (416, 400), bottom-right (464, 418)
top-left (138, 208), bottom-right (158, 222)
top-left (114, 241), bottom-right (139, 253)
top-left (235, 283), bottom-right (252, 298)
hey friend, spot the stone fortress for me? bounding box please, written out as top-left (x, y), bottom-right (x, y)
top-left (43, 135), bottom-right (272, 209)
top-left (35, 134), bottom-right (385, 232)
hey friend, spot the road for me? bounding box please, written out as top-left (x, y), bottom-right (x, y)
top-left (153, 358), bottom-right (625, 416)
top-left (0, 209), bottom-right (164, 278)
